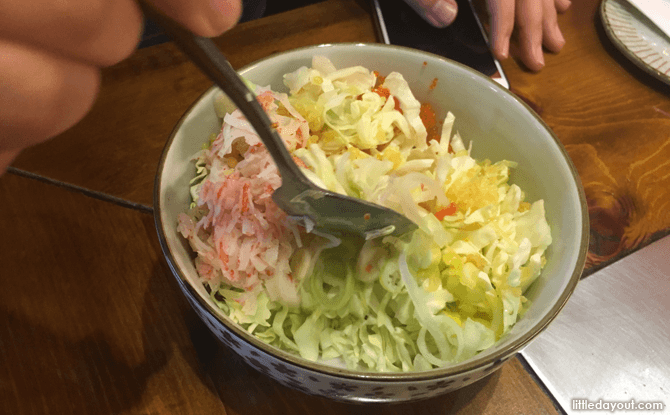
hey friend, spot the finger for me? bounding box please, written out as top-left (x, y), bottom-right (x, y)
top-left (542, 0), bottom-right (565, 53)
top-left (555, 0), bottom-right (572, 14)
top-left (404, 0), bottom-right (459, 28)
top-left (0, 40), bottom-right (100, 151)
top-left (488, 0), bottom-right (515, 60)
top-left (148, 0), bottom-right (243, 38)
top-left (0, 0), bottom-right (142, 68)
top-left (515, 0), bottom-right (545, 71)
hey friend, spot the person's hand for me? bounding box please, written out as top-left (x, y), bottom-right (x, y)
top-left (405, 0), bottom-right (571, 72)
top-left (488, 0), bottom-right (571, 71)
top-left (0, 0), bottom-right (242, 173)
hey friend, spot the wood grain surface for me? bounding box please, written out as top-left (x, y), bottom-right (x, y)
top-left (0, 173), bottom-right (559, 414)
top-left (498, 0), bottom-right (670, 273)
top-left (3, 0), bottom-right (670, 412)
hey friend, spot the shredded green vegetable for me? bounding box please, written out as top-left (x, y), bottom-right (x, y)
top-left (181, 57), bottom-right (552, 372)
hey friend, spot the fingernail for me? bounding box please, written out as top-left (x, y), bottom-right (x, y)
top-left (557, 30), bottom-right (566, 48)
top-left (498, 37), bottom-right (510, 59)
top-left (425, 0), bottom-right (458, 27)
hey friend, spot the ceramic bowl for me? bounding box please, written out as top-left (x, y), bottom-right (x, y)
top-left (154, 43), bottom-right (589, 403)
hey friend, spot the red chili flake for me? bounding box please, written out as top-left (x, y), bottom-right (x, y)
top-left (372, 86), bottom-right (391, 99)
top-left (420, 102), bottom-right (440, 142)
top-left (374, 74), bottom-right (386, 88)
top-left (364, 213), bottom-right (371, 220)
top-left (429, 77), bottom-right (438, 90)
top-left (365, 264), bottom-right (373, 273)
top-left (270, 122), bottom-right (279, 129)
top-left (241, 183), bottom-right (251, 213)
top-left (423, 61), bottom-right (428, 67)
top-left (393, 96), bottom-right (403, 114)
top-left (435, 202), bottom-right (458, 220)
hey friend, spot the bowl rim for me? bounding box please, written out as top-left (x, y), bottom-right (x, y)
top-left (154, 42), bottom-right (589, 381)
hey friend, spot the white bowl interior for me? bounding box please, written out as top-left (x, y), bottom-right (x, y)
top-left (157, 44), bottom-right (587, 374)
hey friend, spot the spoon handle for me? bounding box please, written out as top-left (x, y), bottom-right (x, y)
top-left (138, 1), bottom-right (309, 184)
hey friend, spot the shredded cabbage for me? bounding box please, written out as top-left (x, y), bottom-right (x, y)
top-left (178, 57), bottom-right (552, 372)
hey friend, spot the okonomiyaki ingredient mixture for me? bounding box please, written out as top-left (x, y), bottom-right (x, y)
top-left (178, 56), bottom-right (552, 372)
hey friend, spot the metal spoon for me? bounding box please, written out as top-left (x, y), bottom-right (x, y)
top-left (140, 2), bottom-right (417, 239)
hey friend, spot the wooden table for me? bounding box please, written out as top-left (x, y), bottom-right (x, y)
top-left (2, 0), bottom-right (669, 413)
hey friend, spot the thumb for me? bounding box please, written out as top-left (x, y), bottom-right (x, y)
top-left (404, 0), bottom-right (458, 28)
top-left (147, 0), bottom-right (242, 38)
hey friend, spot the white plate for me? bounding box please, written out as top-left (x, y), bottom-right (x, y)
top-left (601, 0), bottom-right (670, 86)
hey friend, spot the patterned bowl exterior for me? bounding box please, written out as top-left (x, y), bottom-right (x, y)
top-left (180, 280), bottom-right (509, 403)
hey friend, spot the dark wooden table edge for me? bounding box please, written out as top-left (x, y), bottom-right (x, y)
top-left (6, 167), bottom-right (153, 213)
top-left (516, 354), bottom-right (567, 415)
